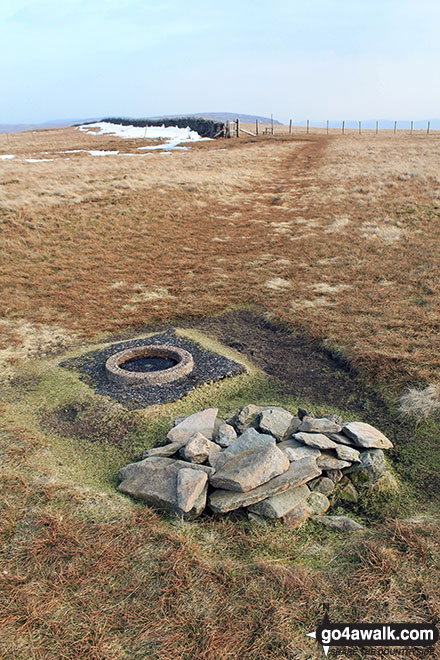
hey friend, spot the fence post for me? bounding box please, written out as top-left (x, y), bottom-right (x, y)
top-left (236, 118), bottom-right (240, 138)
top-left (411, 121), bottom-right (413, 136)
top-left (271, 114), bottom-right (274, 135)
top-left (289, 119), bottom-right (292, 135)
top-left (359, 121), bottom-right (361, 135)
top-left (342, 121), bottom-right (345, 135)
top-left (394, 121), bottom-right (397, 135)
top-left (427, 121), bottom-right (431, 135)
top-left (256, 119), bottom-right (259, 136)
top-left (376, 121), bottom-right (379, 135)
top-left (326, 120), bottom-right (329, 135)
top-left (307, 120), bottom-right (309, 134)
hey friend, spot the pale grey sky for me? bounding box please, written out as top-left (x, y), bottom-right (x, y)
top-left (1, 0), bottom-right (439, 123)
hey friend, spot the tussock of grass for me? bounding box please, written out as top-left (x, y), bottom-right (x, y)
top-left (399, 383), bottom-right (440, 422)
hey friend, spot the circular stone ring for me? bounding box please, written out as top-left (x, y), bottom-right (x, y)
top-left (105, 344), bottom-right (194, 386)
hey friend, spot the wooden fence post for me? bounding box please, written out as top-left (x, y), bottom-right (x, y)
top-left (256, 119), bottom-right (259, 136)
top-left (307, 120), bottom-right (309, 134)
top-left (326, 120), bottom-right (329, 135)
top-left (342, 121), bottom-right (345, 135)
top-left (376, 121), bottom-right (379, 135)
top-left (394, 121), bottom-right (397, 135)
top-left (271, 114), bottom-right (274, 135)
top-left (359, 121), bottom-right (361, 134)
top-left (289, 119), bottom-right (292, 135)
top-left (427, 121), bottom-right (431, 135)
top-left (236, 119), bottom-right (240, 138)
top-left (411, 121), bottom-right (413, 135)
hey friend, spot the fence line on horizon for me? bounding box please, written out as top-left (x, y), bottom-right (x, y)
top-left (227, 118), bottom-right (435, 138)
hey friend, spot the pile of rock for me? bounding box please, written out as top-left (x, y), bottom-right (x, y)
top-left (117, 405), bottom-right (393, 530)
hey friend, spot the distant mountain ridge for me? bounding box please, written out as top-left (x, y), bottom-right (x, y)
top-left (148, 112), bottom-right (284, 125)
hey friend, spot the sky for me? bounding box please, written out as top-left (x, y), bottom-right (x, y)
top-left (1, 0), bottom-right (440, 124)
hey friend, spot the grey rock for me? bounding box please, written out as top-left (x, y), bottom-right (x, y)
top-left (294, 432), bottom-right (338, 450)
top-left (284, 416), bottom-right (301, 437)
top-left (209, 444), bottom-right (289, 492)
top-left (167, 408), bottom-right (218, 444)
top-left (117, 457), bottom-right (209, 519)
top-left (208, 456), bottom-right (321, 513)
top-left (337, 479), bottom-right (359, 503)
top-left (283, 501), bottom-right (312, 528)
top-left (334, 444), bottom-right (361, 463)
top-left (298, 417), bottom-right (342, 434)
top-left (306, 491), bottom-right (330, 515)
top-left (177, 468), bottom-right (208, 513)
top-left (298, 408), bottom-right (313, 420)
top-left (325, 468), bottom-right (344, 483)
top-left (207, 451), bottom-right (228, 471)
top-left (142, 441), bottom-right (185, 458)
top-left (258, 407), bottom-right (294, 441)
top-left (181, 432), bottom-right (220, 464)
top-left (247, 512), bottom-right (269, 525)
top-left (325, 432), bottom-right (356, 446)
top-left (248, 483), bottom-right (310, 519)
top-left (216, 423), bottom-right (237, 448)
top-left (173, 417), bottom-right (186, 427)
top-left (227, 428), bottom-right (276, 456)
top-left (342, 422), bottom-right (393, 450)
top-left (230, 404), bottom-right (263, 434)
top-left (344, 449), bottom-right (387, 483)
top-left (278, 438), bottom-right (321, 462)
top-left (316, 451), bottom-right (351, 470)
top-left (310, 476), bottom-right (335, 496)
top-left (327, 414), bottom-right (344, 426)
top-left (313, 515), bottom-right (365, 532)
top-left (118, 457), bottom-right (214, 482)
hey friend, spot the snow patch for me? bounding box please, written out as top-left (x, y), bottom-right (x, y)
top-left (78, 121), bottom-right (207, 142)
top-left (25, 158), bottom-right (55, 162)
top-left (0, 154), bottom-right (15, 160)
top-left (87, 150), bottom-right (119, 157)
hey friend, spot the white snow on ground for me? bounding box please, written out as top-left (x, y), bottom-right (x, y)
top-left (137, 141), bottom-right (189, 152)
top-left (88, 150), bottom-right (119, 156)
top-left (0, 154), bottom-right (15, 160)
top-left (78, 121), bottom-right (207, 142)
top-left (25, 158), bottom-right (55, 162)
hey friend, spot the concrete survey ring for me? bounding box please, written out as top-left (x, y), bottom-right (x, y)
top-left (105, 344), bottom-right (194, 386)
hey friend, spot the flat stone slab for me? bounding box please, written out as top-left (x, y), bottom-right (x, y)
top-left (334, 444), bottom-right (361, 463)
top-left (119, 456), bottom-right (214, 482)
top-left (342, 422), bottom-right (393, 450)
top-left (316, 452), bottom-right (351, 470)
top-left (258, 407), bottom-right (294, 441)
top-left (208, 456), bottom-right (321, 513)
top-left (294, 432), bottom-right (338, 450)
top-left (278, 439), bottom-right (321, 462)
top-left (298, 417), bottom-right (342, 434)
top-left (325, 432), bottom-right (356, 446)
top-left (142, 441), bottom-right (185, 458)
top-left (210, 428), bottom-right (277, 471)
top-left (167, 408), bottom-right (218, 444)
top-left (209, 444), bottom-right (289, 492)
top-left (177, 468), bottom-right (208, 513)
top-left (117, 457), bottom-right (209, 518)
top-left (313, 515), bottom-right (365, 532)
top-left (248, 483), bottom-right (310, 518)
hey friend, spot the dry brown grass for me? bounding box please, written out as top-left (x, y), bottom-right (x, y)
top-left (2, 130), bottom-right (440, 389)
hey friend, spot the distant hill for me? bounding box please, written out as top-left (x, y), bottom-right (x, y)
top-left (147, 112), bottom-right (284, 125)
top-left (0, 118), bottom-right (100, 134)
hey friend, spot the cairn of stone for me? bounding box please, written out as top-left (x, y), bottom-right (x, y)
top-left (117, 405), bottom-right (393, 530)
